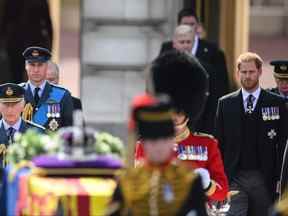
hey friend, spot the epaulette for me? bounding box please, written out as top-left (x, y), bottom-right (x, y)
top-left (18, 82), bottom-right (26, 87)
top-left (267, 87), bottom-right (277, 92)
top-left (24, 120), bottom-right (46, 130)
top-left (194, 132), bottom-right (215, 139)
top-left (50, 83), bottom-right (69, 92)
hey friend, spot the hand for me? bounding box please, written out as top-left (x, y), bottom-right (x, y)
top-left (194, 168), bottom-right (211, 190)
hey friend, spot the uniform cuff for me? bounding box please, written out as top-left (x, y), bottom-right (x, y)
top-left (205, 180), bottom-right (217, 196)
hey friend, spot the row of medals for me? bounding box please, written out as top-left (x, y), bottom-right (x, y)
top-left (46, 104), bottom-right (61, 118)
top-left (262, 107), bottom-right (279, 121)
top-left (177, 145), bottom-right (208, 161)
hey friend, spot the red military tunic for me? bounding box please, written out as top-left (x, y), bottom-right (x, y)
top-left (135, 130), bottom-right (229, 201)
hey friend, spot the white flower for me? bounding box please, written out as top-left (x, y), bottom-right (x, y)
top-left (13, 132), bottom-right (22, 142)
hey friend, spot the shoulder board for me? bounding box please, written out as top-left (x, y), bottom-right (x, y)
top-left (24, 120), bottom-right (46, 130)
top-left (194, 132), bottom-right (215, 139)
top-left (18, 82), bottom-right (27, 87)
top-left (50, 83), bottom-right (69, 91)
top-left (267, 87), bottom-right (277, 92)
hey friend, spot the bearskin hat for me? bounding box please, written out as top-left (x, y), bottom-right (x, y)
top-left (149, 50), bottom-right (209, 122)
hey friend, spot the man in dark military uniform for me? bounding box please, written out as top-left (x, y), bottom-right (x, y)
top-left (108, 94), bottom-right (207, 216)
top-left (0, 83), bottom-right (44, 167)
top-left (21, 46), bottom-right (73, 131)
top-left (215, 52), bottom-right (288, 216)
top-left (269, 60), bottom-right (288, 100)
top-left (268, 61), bottom-right (288, 198)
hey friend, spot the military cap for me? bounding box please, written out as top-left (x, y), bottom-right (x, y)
top-left (270, 60), bottom-right (288, 79)
top-left (132, 94), bottom-right (175, 140)
top-left (23, 46), bottom-right (51, 63)
top-left (0, 83), bottom-right (25, 103)
top-left (150, 50), bottom-right (209, 122)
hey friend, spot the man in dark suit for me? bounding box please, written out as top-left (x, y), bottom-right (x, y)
top-left (159, 8), bottom-right (229, 135)
top-left (215, 52), bottom-right (288, 215)
top-left (21, 46), bottom-right (73, 131)
top-left (46, 61), bottom-right (83, 111)
top-left (0, 83), bottom-right (44, 167)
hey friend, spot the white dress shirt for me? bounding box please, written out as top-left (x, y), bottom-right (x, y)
top-left (28, 80), bottom-right (47, 98)
top-left (191, 34), bottom-right (199, 56)
top-left (1, 118), bottom-right (22, 132)
top-left (241, 87), bottom-right (261, 112)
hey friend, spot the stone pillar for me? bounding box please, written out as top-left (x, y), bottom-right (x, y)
top-left (81, 0), bottom-right (180, 140)
top-left (284, 0), bottom-right (288, 36)
top-left (219, 0), bottom-right (250, 89)
top-left (49, 0), bottom-right (61, 63)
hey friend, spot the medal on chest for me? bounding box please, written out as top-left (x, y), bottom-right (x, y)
top-left (177, 144), bottom-right (208, 161)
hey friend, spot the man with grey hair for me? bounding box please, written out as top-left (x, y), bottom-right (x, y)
top-left (172, 24), bottom-right (217, 136)
top-left (0, 83), bottom-right (45, 166)
top-left (172, 24), bottom-right (196, 54)
top-left (161, 8), bottom-right (229, 135)
top-left (47, 61), bottom-right (83, 111)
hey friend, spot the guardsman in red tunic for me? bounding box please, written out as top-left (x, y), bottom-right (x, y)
top-left (135, 110), bottom-right (229, 202)
top-left (108, 94), bottom-right (207, 216)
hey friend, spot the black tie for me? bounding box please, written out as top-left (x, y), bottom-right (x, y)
top-left (34, 87), bottom-right (40, 105)
top-left (7, 127), bottom-right (15, 143)
top-left (246, 94), bottom-right (255, 114)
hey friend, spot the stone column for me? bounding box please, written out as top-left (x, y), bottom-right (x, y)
top-left (81, 0), bottom-right (180, 140)
top-left (219, 0), bottom-right (250, 89)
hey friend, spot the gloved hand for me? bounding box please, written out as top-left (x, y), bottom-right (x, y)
top-left (194, 168), bottom-right (211, 190)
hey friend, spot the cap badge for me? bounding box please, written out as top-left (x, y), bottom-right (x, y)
top-left (32, 50), bottom-right (39, 57)
top-left (280, 65), bottom-right (287, 71)
top-left (6, 87), bottom-right (13, 96)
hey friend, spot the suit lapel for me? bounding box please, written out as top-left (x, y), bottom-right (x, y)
top-left (254, 89), bottom-right (264, 116)
top-left (195, 39), bottom-right (204, 58)
top-left (233, 90), bottom-right (244, 138)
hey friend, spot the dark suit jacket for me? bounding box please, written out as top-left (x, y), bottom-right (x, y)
top-left (159, 39), bottom-right (229, 134)
top-left (72, 96), bottom-right (82, 111)
top-left (215, 89), bottom-right (288, 200)
top-left (22, 82), bottom-right (73, 130)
